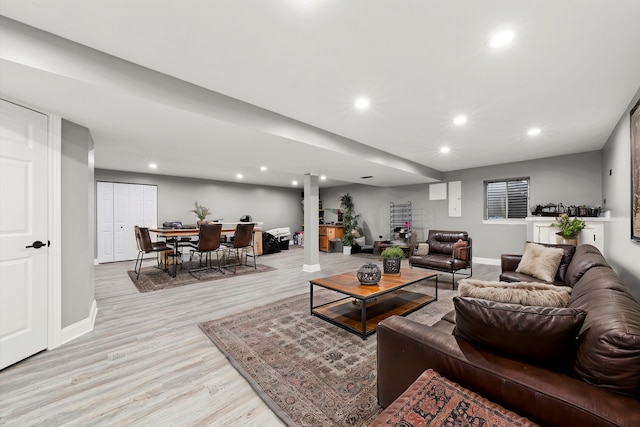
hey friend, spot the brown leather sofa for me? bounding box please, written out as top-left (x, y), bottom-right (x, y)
top-left (377, 244), bottom-right (640, 427)
top-left (408, 230), bottom-right (472, 287)
top-left (500, 242), bottom-right (577, 286)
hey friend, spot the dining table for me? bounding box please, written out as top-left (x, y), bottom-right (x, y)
top-left (150, 223), bottom-right (263, 277)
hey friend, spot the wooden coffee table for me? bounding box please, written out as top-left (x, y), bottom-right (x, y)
top-left (310, 268), bottom-right (438, 339)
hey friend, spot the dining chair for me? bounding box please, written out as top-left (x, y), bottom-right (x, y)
top-left (134, 226), bottom-right (172, 279)
top-left (223, 223), bottom-right (256, 273)
top-left (189, 223), bottom-right (224, 279)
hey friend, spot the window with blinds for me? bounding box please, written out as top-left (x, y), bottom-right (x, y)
top-left (485, 178), bottom-right (530, 219)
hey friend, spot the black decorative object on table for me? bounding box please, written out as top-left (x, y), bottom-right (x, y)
top-left (357, 263), bottom-right (382, 285)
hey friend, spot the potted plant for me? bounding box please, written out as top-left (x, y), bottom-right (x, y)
top-left (339, 193), bottom-right (360, 254)
top-left (381, 246), bottom-right (404, 275)
top-left (551, 213), bottom-right (586, 245)
top-left (190, 201), bottom-right (211, 227)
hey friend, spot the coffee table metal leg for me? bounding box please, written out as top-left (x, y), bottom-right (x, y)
top-left (309, 283), bottom-right (314, 315)
top-left (361, 300), bottom-right (366, 339)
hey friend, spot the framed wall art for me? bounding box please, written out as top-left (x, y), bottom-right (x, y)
top-left (631, 99), bottom-right (640, 241)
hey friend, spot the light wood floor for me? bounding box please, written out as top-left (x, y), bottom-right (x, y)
top-left (0, 247), bottom-right (498, 426)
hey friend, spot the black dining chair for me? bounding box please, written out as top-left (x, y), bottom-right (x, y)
top-left (189, 223), bottom-right (224, 279)
top-left (134, 226), bottom-right (172, 279)
top-left (223, 223), bottom-right (256, 273)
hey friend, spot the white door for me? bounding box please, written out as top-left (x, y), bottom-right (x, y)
top-left (96, 182), bottom-right (114, 263)
top-left (143, 185), bottom-right (157, 227)
top-left (113, 183), bottom-right (129, 262)
top-left (0, 99), bottom-right (49, 370)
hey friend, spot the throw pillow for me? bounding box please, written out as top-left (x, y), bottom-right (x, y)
top-left (453, 296), bottom-right (586, 367)
top-left (515, 242), bottom-right (564, 282)
top-left (354, 236), bottom-right (366, 247)
top-left (415, 243), bottom-right (429, 256)
top-left (458, 279), bottom-right (572, 307)
top-left (452, 239), bottom-right (468, 260)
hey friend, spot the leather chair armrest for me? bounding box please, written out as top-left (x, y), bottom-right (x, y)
top-left (501, 254), bottom-right (522, 272)
top-left (377, 315), bottom-right (640, 427)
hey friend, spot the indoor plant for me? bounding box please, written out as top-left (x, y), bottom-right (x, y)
top-left (190, 201), bottom-right (211, 226)
top-left (339, 193), bottom-right (360, 254)
top-left (381, 246), bottom-right (404, 275)
top-left (551, 213), bottom-right (586, 245)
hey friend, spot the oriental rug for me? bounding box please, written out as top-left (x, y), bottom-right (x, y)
top-left (371, 369), bottom-right (538, 426)
top-left (128, 263), bottom-right (275, 293)
top-left (199, 284), bottom-right (457, 427)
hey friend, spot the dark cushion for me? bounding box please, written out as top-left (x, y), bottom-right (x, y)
top-left (453, 297), bottom-right (586, 368)
top-left (427, 230), bottom-right (468, 255)
top-left (568, 267), bottom-right (640, 398)
top-left (565, 244), bottom-right (610, 287)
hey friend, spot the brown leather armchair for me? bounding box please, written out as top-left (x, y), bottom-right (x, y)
top-left (408, 230), bottom-right (472, 288)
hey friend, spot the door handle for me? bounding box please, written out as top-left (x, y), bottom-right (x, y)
top-left (26, 240), bottom-right (49, 249)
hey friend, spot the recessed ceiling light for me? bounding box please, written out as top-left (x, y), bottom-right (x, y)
top-left (440, 146), bottom-right (450, 154)
top-left (355, 97), bottom-right (370, 110)
top-left (489, 29), bottom-right (515, 49)
top-left (320, 175), bottom-right (327, 181)
top-left (148, 163), bottom-right (157, 169)
top-left (453, 115), bottom-right (467, 126)
top-left (527, 127), bottom-right (541, 136)
top-left (292, 180), bottom-right (298, 186)
top-left (236, 173), bottom-right (243, 179)
top-left (260, 166), bottom-right (267, 172)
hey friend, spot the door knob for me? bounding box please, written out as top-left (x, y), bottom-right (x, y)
top-left (26, 240), bottom-right (48, 249)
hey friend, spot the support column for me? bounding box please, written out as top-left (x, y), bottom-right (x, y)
top-left (303, 174), bottom-right (320, 272)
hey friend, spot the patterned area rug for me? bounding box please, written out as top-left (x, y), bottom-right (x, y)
top-left (371, 369), bottom-right (538, 426)
top-left (199, 283), bottom-right (457, 427)
top-left (127, 263), bottom-right (275, 292)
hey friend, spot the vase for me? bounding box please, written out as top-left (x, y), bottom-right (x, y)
top-left (357, 263), bottom-right (382, 285)
top-left (555, 232), bottom-right (578, 246)
top-left (383, 257), bottom-right (402, 275)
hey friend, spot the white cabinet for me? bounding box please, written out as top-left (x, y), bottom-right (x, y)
top-left (528, 218), bottom-right (606, 255)
top-left (97, 182), bottom-right (157, 263)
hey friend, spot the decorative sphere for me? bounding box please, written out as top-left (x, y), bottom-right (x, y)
top-left (357, 263), bottom-right (382, 285)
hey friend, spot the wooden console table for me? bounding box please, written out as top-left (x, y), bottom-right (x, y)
top-left (319, 225), bottom-right (343, 252)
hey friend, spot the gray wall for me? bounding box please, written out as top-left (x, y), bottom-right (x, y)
top-left (94, 169), bottom-right (303, 252)
top-left (321, 150), bottom-right (602, 260)
top-left (602, 88), bottom-right (640, 299)
top-left (61, 120), bottom-right (95, 328)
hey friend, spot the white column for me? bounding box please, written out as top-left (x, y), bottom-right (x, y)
top-left (303, 174), bottom-right (320, 272)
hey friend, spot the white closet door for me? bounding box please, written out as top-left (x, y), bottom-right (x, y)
top-left (97, 182), bottom-right (158, 263)
top-left (113, 183), bottom-right (129, 262)
top-left (126, 184), bottom-right (144, 261)
top-left (143, 185), bottom-right (157, 227)
top-left (96, 182), bottom-right (114, 263)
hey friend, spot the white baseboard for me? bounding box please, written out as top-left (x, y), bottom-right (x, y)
top-left (473, 257), bottom-right (501, 266)
top-left (61, 299), bottom-right (98, 345)
top-left (303, 263), bottom-right (321, 272)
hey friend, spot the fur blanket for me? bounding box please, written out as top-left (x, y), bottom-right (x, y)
top-left (458, 279), bottom-right (572, 307)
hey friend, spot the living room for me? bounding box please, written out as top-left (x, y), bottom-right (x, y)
top-left (1, 2), bottom-right (640, 426)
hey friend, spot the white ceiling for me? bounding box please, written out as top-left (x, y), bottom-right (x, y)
top-left (1, 0), bottom-right (639, 188)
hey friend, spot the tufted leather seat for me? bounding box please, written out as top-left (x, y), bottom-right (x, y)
top-left (408, 230), bottom-right (472, 288)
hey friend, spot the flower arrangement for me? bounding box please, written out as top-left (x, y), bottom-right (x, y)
top-left (190, 201), bottom-right (211, 221)
top-left (551, 214), bottom-right (586, 238)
